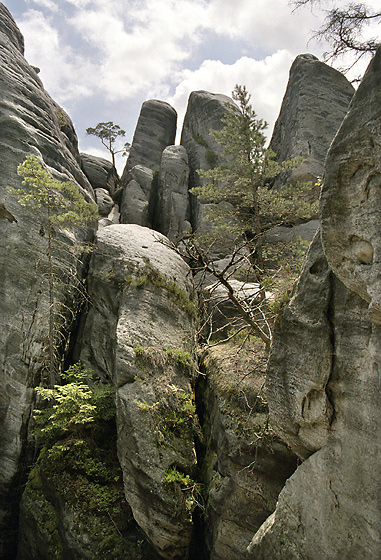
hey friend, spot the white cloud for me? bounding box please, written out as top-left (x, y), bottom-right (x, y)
top-left (27, 0), bottom-right (59, 12)
top-left (204, 0), bottom-right (327, 54)
top-left (18, 9), bottom-right (98, 105)
top-left (15, 0), bottom-right (379, 153)
top-left (66, 0), bottom-right (208, 100)
top-left (167, 50), bottom-right (296, 142)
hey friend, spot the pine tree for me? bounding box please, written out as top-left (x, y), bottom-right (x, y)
top-left (192, 84), bottom-right (316, 274)
top-left (8, 155), bottom-right (99, 382)
top-left (86, 121), bottom-right (130, 170)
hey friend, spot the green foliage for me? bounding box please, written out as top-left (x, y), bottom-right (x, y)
top-left (192, 133), bottom-right (208, 148)
top-left (9, 155), bottom-right (99, 226)
top-left (135, 399), bottom-right (160, 412)
top-left (57, 110), bottom-right (67, 129)
top-left (34, 362), bottom-right (115, 443)
top-left (164, 465), bottom-right (195, 486)
top-left (191, 84), bottom-right (315, 270)
top-left (8, 155), bottom-right (99, 378)
top-left (86, 121), bottom-right (130, 168)
top-left (205, 149), bottom-right (218, 167)
top-left (164, 466), bottom-right (203, 521)
top-left (163, 385), bottom-right (196, 435)
top-left (165, 347), bottom-right (192, 367)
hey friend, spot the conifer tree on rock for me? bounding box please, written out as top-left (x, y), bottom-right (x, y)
top-left (8, 155), bottom-right (99, 382)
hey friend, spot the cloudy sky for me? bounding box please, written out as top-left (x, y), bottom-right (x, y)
top-left (6, 0), bottom-right (380, 172)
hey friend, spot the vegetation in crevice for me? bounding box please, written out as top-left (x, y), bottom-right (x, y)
top-left (30, 362), bottom-right (158, 559)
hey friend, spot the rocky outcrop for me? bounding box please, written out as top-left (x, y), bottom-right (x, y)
top-left (321, 47), bottom-right (381, 326)
top-left (154, 145), bottom-right (191, 242)
top-left (269, 54), bottom-right (355, 187)
top-left (249, 48), bottom-right (381, 560)
top-left (0, 5), bottom-right (96, 557)
top-left (122, 100), bottom-right (177, 178)
top-left (180, 90), bottom-right (235, 231)
top-left (119, 100), bottom-right (177, 228)
top-left (80, 153), bottom-right (119, 195)
top-left (79, 224), bottom-right (198, 559)
top-left (264, 232), bottom-right (334, 459)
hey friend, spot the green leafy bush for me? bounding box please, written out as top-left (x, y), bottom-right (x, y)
top-left (34, 362), bottom-right (114, 444)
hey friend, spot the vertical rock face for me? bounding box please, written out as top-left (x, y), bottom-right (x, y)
top-left (269, 54), bottom-right (355, 187)
top-left (249, 49), bottom-right (381, 560)
top-left (321, 47), bottom-right (381, 326)
top-left (155, 145), bottom-right (191, 242)
top-left (265, 232), bottom-right (334, 460)
top-left (0, 5), bottom-right (95, 557)
top-left (79, 224), bottom-right (198, 559)
top-left (180, 90), bottom-right (235, 231)
top-left (122, 100), bottom-right (177, 176)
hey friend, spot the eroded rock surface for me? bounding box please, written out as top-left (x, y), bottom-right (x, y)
top-left (199, 346), bottom-right (297, 560)
top-left (0, 6), bottom-right (96, 557)
top-left (155, 145), bottom-right (191, 242)
top-left (321, 47), bottom-right (381, 325)
top-left (79, 224), bottom-right (198, 559)
top-left (122, 100), bottom-right (177, 178)
top-left (249, 49), bottom-right (381, 560)
top-left (265, 232), bottom-right (334, 459)
top-left (120, 165), bottom-right (154, 227)
top-left (269, 54), bottom-right (354, 187)
top-left (81, 152), bottom-right (119, 195)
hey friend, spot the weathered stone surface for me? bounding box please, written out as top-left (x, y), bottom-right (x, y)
top-left (180, 90), bottom-right (235, 231)
top-left (81, 152), bottom-right (119, 195)
top-left (120, 165), bottom-right (154, 226)
top-left (265, 232), bottom-right (334, 459)
top-left (249, 50), bottom-right (381, 560)
top-left (17, 434), bottom-right (160, 560)
top-left (0, 3), bottom-right (24, 54)
top-left (265, 219), bottom-right (319, 245)
top-left (269, 54), bottom-right (354, 187)
top-left (95, 187), bottom-right (114, 216)
top-left (249, 271), bottom-right (380, 559)
top-left (122, 99), bottom-right (177, 180)
top-left (199, 345), bottom-right (297, 560)
top-left (321, 46), bottom-right (381, 325)
top-left (79, 224), bottom-right (198, 559)
top-left (155, 145), bottom-right (191, 242)
top-left (0, 6), bottom-right (96, 556)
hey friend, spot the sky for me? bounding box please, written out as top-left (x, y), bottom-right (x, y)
top-left (5, 0), bottom-right (380, 173)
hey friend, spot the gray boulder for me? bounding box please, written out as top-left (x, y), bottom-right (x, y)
top-left (321, 47), bottom-right (381, 325)
top-left (269, 54), bottom-right (355, 187)
top-left (81, 152), bottom-right (119, 195)
top-left (155, 145), bottom-right (191, 242)
top-left (79, 224), bottom-right (198, 559)
top-left (0, 6), bottom-right (96, 556)
top-left (265, 232), bottom-right (334, 460)
top-left (200, 347), bottom-right (297, 560)
top-left (249, 237), bottom-right (379, 559)
top-left (95, 187), bottom-right (114, 216)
